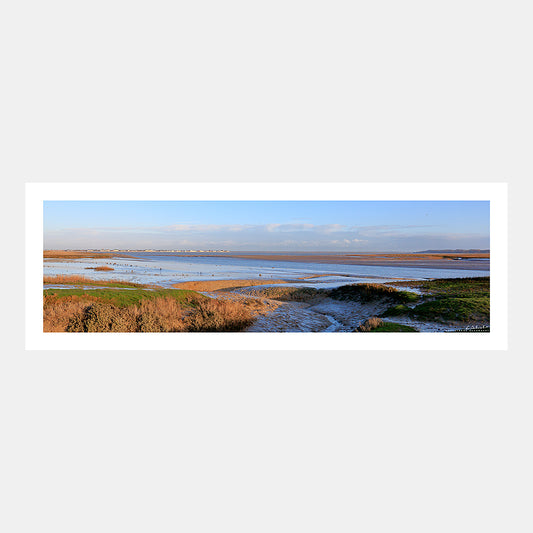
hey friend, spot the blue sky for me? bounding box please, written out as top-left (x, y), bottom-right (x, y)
top-left (43, 201), bottom-right (490, 251)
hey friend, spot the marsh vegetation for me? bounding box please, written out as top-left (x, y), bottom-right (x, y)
top-left (43, 275), bottom-right (490, 333)
top-left (383, 277), bottom-right (490, 323)
top-left (44, 288), bottom-right (256, 332)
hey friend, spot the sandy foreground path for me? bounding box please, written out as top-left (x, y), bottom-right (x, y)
top-left (176, 279), bottom-right (340, 332)
top-left (176, 279), bottom-right (474, 332)
top-left (202, 286), bottom-right (456, 332)
top-left (202, 289), bottom-right (341, 332)
top-left (252, 296), bottom-right (470, 333)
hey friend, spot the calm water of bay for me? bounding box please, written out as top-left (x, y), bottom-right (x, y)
top-left (44, 252), bottom-right (490, 288)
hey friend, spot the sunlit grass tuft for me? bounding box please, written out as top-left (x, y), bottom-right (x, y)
top-left (44, 274), bottom-right (145, 288)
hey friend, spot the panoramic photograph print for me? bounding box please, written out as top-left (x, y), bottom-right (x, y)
top-left (42, 200), bottom-right (490, 334)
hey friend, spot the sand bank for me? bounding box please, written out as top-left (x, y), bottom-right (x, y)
top-left (213, 253), bottom-right (490, 270)
top-left (172, 278), bottom-right (289, 291)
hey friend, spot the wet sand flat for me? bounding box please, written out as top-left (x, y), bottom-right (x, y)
top-left (44, 250), bottom-right (136, 260)
top-left (172, 279), bottom-right (289, 291)
top-left (43, 252), bottom-right (490, 294)
top-left (213, 253), bottom-right (490, 271)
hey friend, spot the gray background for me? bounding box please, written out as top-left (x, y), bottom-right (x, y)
top-left (3, 1), bottom-right (531, 532)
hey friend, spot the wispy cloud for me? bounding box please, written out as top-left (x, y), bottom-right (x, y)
top-left (44, 222), bottom-right (489, 251)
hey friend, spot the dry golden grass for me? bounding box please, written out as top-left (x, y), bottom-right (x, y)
top-left (136, 297), bottom-right (189, 331)
top-left (44, 250), bottom-right (137, 260)
top-left (45, 296), bottom-right (189, 332)
top-left (236, 296), bottom-right (271, 314)
top-left (172, 279), bottom-right (287, 291)
top-left (45, 250), bottom-right (115, 259)
top-left (43, 293), bottom-right (254, 332)
top-left (357, 317), bottom-right (384, 332)
top-left (85, 266), bottom-right (114, 271)
top-left (43, 294), bottom-right (98, 332)
top-left (44, 274), bottom-right (100, 284)
top-left (43, 274), bottom-right (145, 288)
top-left (185, 299), bottom-right (254, 332)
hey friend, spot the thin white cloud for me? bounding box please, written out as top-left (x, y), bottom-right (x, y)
top-left (44, 223), bottom-right (489, 251)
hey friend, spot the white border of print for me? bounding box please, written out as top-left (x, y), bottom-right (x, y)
top-left (26, 182), bottom-right (507, 351)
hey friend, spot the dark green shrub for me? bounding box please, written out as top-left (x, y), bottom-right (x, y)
top-left (330, 284), bottom-right (419, 304)
top-left (381, 304), bottom-right (410, 317)
top-left (370, 322), bottom-right (419, 332)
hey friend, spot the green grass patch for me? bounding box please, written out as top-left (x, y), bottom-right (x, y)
top-left (387, 277), bottom-right (490, 323)
top-left (329, 283), bottom-right (419, 304)
top-left (370, 322), bottom-right (419, 332)
top-left (410, 296), bottom-right (490, 322)
top-left (381, 304), bottom-right (411, 317)
top-left (44, 288), bottom-right (206, 308)
top-left (355, 317), bottom-right (418, 332)
top-left (416, 276), bottom-right (490, 297)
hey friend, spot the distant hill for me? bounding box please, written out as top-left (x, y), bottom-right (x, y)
top-left (415, 249), bottom-right (490, 253)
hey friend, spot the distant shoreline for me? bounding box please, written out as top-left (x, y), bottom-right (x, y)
top-left (216, 252), bottom-right (490, 270)
top-left (43, 250), bottom-right (490, 271)
top-left (175, 252), bottom-right (490, 271)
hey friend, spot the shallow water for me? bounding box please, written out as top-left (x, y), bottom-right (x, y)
top-left (44, 252), bottom-right (489, 289)
top-left (43, 253), bottom-right (490, 333)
